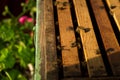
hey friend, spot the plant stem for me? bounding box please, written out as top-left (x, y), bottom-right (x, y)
top-left (5, 71), bottom-right (12, 80)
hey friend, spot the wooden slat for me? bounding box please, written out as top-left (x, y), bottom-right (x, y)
top-left (73, 0), bottom-right (107, 77)
top-left (56, 0), bottom-right (81, 77)
top-left (106, 0), bottom-right (120, 32)
top-left (90, 0), bottom-right (120, 76)
top-left (36, 0), bottom-right (45, 80)
top-left (44, 0), bottom-right (59, 80)
top-left (62, 77), bottom-right (120, 80)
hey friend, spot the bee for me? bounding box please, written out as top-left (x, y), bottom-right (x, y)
top-left (96, 49), bottom-right (101, 54)
top-left (106, 48), bottom-right (114, 53)
top-left (70, 41), bottom-right (81, 49)
top-left (54, 1), bottom-right (60, 6)
top-left (54, 1), bottom-right (70, 10)
top-left (110, 5), bottom-right (116, 9)
top-left (58, 6), bottom-right (66, 10)
top-left (76, 27), bottom-right (80, 33)
top-left (66, 26), bottom-right (74, 31)
top-left (110, 11), bottom-right (114, 16)
top-left (57, 45), bottom-right (65, 50)
top-left (62, 2), bottom-right (70, 6)
top-left (77, 26), bottom-right (91, 33)
top-left (71, 41), bottom-right (77, 47)
top-left (57, 45), bottom-right (62, 50)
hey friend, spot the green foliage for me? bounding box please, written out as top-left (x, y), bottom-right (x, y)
top-left (0, 0), bottom-right (36, 79)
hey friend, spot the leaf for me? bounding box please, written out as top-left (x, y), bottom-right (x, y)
top-left (7, 69), bottom-right (20, 80)
top-left (19, 41), bottom-right (26, 48)
top-left (17, 74), bottom-right (27, 80)
top-left (6, 69), bottom-right (27, 80)
top-left (5, 71), bottom-right (12, 80)
top-left (0, 63), bottom-right (5, 72)
top-left (15, 44), bottom-right (23, 53)
top-left (0, 24), bottom-right (14, 41)
top-left (0, 1), bottom-right (35, 79)
top-left (1, 77), bottom-right (9, 80)
top-left (0, 48), bottom-right (9, 62)
top-left (30, 7), bottom-right (36, 17)
top-left (19, 47), bottom-right (34, 68)
top-left (0, 54), bottom-right (15, 72)
top-left (4, 54), bottom-right (15, 69)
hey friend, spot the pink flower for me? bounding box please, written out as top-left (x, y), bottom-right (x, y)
top-left (27, 18), bottom-right (33, 23)
top-left (19, 16), bottom-right (28, 24)
top-left (19, 16), bottom-right (33, 24)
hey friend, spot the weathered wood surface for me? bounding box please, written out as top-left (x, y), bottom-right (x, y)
top-left (73, 0), bottom-right (107, 77)
top-left (90, 0), bottom-right (120, 76)
top-left (44, 0), bottom-right (59, 80)
top-left (35, 0), bottom-right (44, 80)
top-left (38, 0), bottom-right (120, 80)
top-left (56, 0), bottom-right (81, 77)
top-left (62, 77), bottom-right (120, 80)
top-left (106, 0), bottom-right (120, 32)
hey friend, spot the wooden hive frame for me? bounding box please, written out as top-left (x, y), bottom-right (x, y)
top-left (35, 0), bottom-right (120, 80)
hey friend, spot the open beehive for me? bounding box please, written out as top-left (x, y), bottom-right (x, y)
top-left (35, 0), bottom-right (120, 80)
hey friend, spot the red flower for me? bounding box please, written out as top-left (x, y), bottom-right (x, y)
top-left (19, 16), bottom-right (33, 24)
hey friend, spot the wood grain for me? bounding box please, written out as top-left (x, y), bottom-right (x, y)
top-left (106, 0), bottom-right (120, 32)
top-left (90, 0), bottom-right (120, 76)
top-left (36, 0), bottom-right (45, 80)
top-left (44, 0), bottom-right (59, 79)
top-left (73, 0), bottom-right (107, 77)
top-left (56, 0), bottom-right (81, 77)
top-left (62, 77), bottom-right (120, 80)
